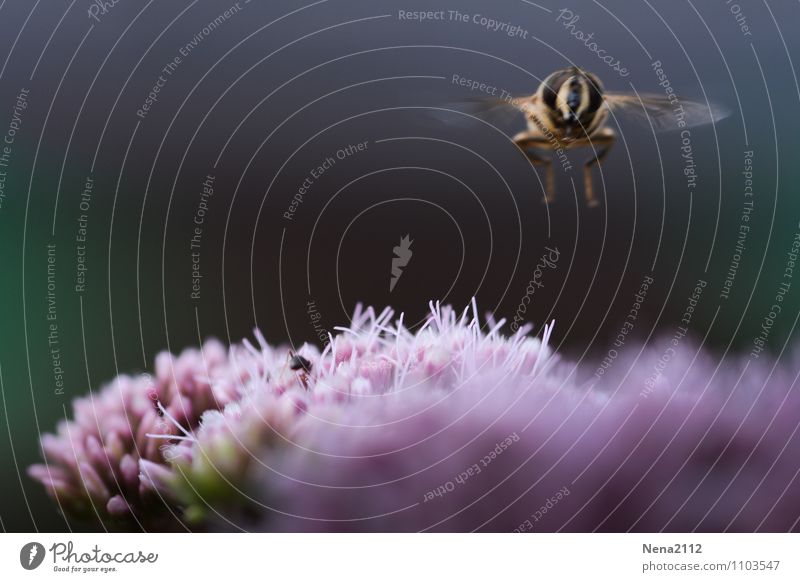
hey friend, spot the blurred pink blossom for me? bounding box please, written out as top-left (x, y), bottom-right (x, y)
top-left (29, 301), bottom-right (800, 532)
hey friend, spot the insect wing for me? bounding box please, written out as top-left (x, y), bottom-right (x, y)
top-left (430, 95), bottom-right (529, 130)
top-left (605, 92), bottom-right (729, 132)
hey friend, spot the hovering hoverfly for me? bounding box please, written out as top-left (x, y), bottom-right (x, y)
top-left (460, 66), bottom-right (728, 206)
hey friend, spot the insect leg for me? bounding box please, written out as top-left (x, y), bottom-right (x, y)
top-left (513, 132), bottom-right (556, 202)
top-left (583, 129), bottom-right (615, 207)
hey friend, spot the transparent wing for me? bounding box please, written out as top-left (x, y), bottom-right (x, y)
top-left (429, 95), bottom-right (530, 129)
top-left (605, 93), bottom-right (730, 132)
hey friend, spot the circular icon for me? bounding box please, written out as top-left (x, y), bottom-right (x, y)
top-left (20, 542), bottom-right (46, 570)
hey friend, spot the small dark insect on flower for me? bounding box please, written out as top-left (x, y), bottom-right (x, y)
top-left (288, 352), bottom-right (312, 389)
top-left (289, 354), bottom-right (312, 372)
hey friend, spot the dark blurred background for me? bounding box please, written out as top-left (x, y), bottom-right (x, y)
top-left (0, 0), bottom-right (798, 531)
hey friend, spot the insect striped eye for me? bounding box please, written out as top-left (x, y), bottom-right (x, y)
top-left (540, 70), bottom-right (572, 109)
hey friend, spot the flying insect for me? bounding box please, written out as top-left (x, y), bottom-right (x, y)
top-left (466, 66), bottom-right (727, 206)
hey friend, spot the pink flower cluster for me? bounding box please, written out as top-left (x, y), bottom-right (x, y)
top-left (29, 301), bottom-right (800, 532)
top-left (28, 339), bottom-right (237, 529)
